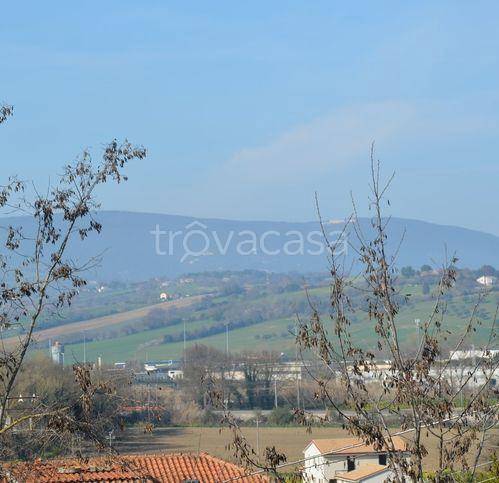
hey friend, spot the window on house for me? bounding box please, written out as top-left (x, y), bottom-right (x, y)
top-left (379, 453), bottom-right (387, 465)
top-left (347, 456), bottom-right (355, 471)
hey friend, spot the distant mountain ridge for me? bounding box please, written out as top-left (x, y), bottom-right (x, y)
top-left (4, 211), bottom-right (499, 281)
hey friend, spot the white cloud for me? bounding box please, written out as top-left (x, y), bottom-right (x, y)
top-left (218, 101), bottom-right (417, 184)
top-left (171, 97), bottom-right (499, 224)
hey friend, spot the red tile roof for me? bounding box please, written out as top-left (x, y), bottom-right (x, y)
top-left (306, 436), bottom-right (407, 455)
top-left (336, 464), bottom-right (391, 481)
top-left (2, 453), bottom-right (268, 483)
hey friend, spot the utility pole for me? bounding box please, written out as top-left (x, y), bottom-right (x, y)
top-left (225, 323), bottom-right (229, 355)
top-left (147, 384), bottom-right (151, 424)
top-left (295, 324), bottom-right (301, 409)
top-left (274, 379), bottom-right (278, 408)
top-left (83, 330), bottom-right (86, 364)
top-left (256, 417), bottom-right (260, 457)
top-left (183, 320), bottom-right (186, 368)
top-left (296, 374), bottom-right (300, 409)
top-left (414, 319), bottom-right (421, 346)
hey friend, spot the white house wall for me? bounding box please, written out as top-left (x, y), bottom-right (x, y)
top-left (303, 446), bottom-right (390, 482)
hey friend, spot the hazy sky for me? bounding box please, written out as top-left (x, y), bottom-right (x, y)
top-left (1, 2), bottom-right (498, 234)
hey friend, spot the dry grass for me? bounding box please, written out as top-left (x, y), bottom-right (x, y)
top-left (115, 426), bottom-right (498, 473)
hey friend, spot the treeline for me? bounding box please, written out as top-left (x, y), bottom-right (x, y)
top-left (180, 344), bottom-right (345, 411)
top-left (163, 291), bottom-right (320, 344)
top-left (400, 264), bottom-right (499, 289)
top-left (60, 280), bottom-right (322, 346)
top-left (58, 266), bottom-right (499, 348)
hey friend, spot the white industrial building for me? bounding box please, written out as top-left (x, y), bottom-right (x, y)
top-left (450, 349), bottom-right (499, 361)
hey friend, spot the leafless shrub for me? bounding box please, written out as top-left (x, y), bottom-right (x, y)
top-left (0, 103), bottom-right (146, 463)
top-left (296, 146), bottom-right (498, 482)
top-left (214, 147), bottom-right (497, 482)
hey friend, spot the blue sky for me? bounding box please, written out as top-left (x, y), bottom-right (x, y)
top-left (1, 2), bottom-right (498, 234)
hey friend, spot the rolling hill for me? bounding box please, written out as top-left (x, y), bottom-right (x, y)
top-left (3, 295), bottom-right (205, 350)
top-left (57, 283), bottom-right (498, 364)
top-left (3, 211), bottom-right (499, 281)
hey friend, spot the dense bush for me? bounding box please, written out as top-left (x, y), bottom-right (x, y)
top-left (267, 406), bottom-right (295, 426)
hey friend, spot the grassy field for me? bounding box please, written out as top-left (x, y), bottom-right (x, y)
top-left (65, 316), bottom-right (297, 363)
top-left (20, 277), bottom-right (497, 364)
top-left (114, 426), bottom-right (499, 473)
top-left (61, 291), bottom-right (497, 364)
top-left (63, 317), bottom-right (216, 364)
top-left (4, 295), bottom-right (205, 350)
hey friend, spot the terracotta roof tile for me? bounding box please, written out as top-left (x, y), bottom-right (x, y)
top-left (3, 453), bottom-right (268, 483)
top-left (336, 463), bottom-right (390, 481)
top-left (309, 436), bottom-right (407, 455)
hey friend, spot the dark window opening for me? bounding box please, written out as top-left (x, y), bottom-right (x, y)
top-left (379, 453), bottom-right (387, 465)
top-left (347, 456), bottom-right (355, 471)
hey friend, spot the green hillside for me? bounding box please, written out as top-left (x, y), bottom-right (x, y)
top-left (62, 289), bottom-right (497, 364)
top-left (27, 269), bottom-right (496, 365)
top-left (65, 317), bottom-right (298, 363)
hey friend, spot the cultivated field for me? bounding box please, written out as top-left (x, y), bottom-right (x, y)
top-left (63, 291), bottom-right (498, 363)
top-left (14, 278), bottom-right (497, 364)
top-left (66, 316), bottom-right (297, 363)
top-left (115, 426), bottom-right (499, 473)
top-left (1, 295), bottom-right (205, 349)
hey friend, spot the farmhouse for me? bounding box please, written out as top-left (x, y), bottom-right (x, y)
top-left (302, 436), bottom-right (408, 482)
top-left (476, 275), bottom-right (497, 286)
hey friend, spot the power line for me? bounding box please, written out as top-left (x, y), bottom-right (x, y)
top-left (243, 451), bottom-right (497, 483)
top-left (220, 403), bottom-right (499, 482)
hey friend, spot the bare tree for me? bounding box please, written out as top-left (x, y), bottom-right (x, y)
top-left (240, 351), bottom-right (280, 410)
top-left (212, 149), bottom-right (497, 483)
top-left (0, 104), bottom-right (146, 460)
top-left (182, 344), bottom-right (230, 408)
top-left (296, 148), bottom-right (498, 482)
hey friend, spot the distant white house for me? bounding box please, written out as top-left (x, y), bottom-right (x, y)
top-left (476, 275), bottom-right (497, 286)
top-left (302, 436), bottom-right (409, 483)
